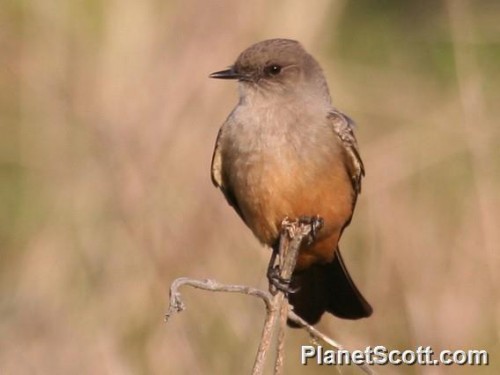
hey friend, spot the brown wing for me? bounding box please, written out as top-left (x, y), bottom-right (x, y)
top-left (210, 127), bottom-right (224, 188)
top-left (327, 110), bottom-right (365, 194)
top-left (210, 127), bottom-right (246, 221)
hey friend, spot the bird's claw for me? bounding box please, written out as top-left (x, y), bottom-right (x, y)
top-left (298, 215), bottom-right (324, 245)
top-left (267, 266), bottom-right (299, 295)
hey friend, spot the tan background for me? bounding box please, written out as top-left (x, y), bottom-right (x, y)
top-left (1, 0), bottom-right (499, 374)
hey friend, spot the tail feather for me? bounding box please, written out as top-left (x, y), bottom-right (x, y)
top-left (288, 248), bottom-right (372, 327)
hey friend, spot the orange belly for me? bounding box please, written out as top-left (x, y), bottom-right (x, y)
top-left (229, 148), bottom-right (354, 269)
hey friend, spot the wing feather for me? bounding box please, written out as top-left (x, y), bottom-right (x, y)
top-left (210, 127), bottom-right (246, 221)
top-left (328, 110), bottom-right (365, 194)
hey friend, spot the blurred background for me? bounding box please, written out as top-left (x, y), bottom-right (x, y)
top-left (1, 0), bottom-right (499, 374)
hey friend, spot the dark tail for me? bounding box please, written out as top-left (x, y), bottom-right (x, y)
top-left (288, 248), bottom-right (372, 327)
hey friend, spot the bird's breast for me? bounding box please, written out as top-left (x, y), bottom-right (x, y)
top-left (221, 108), bottom-right (354, 247)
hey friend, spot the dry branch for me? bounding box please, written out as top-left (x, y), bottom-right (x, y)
top-left (166, 219), bottom-right (375, 375)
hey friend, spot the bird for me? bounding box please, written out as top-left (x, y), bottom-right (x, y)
top-left (209, 38), bottom-right (372, 325)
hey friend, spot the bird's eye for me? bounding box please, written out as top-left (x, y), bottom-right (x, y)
top-left (265, 64), bottom-right (282, 76)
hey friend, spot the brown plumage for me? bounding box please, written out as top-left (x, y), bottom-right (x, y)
top-left (210, 39), bottom-right (372, 325)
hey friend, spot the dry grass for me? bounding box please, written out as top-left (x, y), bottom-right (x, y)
top-left (1, 0), bottom-right (499, 374)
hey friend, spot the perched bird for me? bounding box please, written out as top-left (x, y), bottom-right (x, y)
top-left (210, 39), bottom-right (372, 325)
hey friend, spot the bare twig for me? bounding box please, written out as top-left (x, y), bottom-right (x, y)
top-left (274, 299), bottom-right (288, 375)
top-left (166, 219), bottom-right (374, 375)
top-left (253, 218), bottom-right (310, 375)
top-left (166, 277), bottom-right (273, 321)
top-left (286, 311), bottom-right (344, 351)
top-left (287, 311), bottom-right (375, 375)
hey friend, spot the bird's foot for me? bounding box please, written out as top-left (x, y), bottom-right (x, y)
top-left (267, 266), bottom-right (299, 296)
top-left (298, 215), bottom-right (324, 245)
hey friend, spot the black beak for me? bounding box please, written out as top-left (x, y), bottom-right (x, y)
top-left (209, 67), bottom-right (241, 80)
